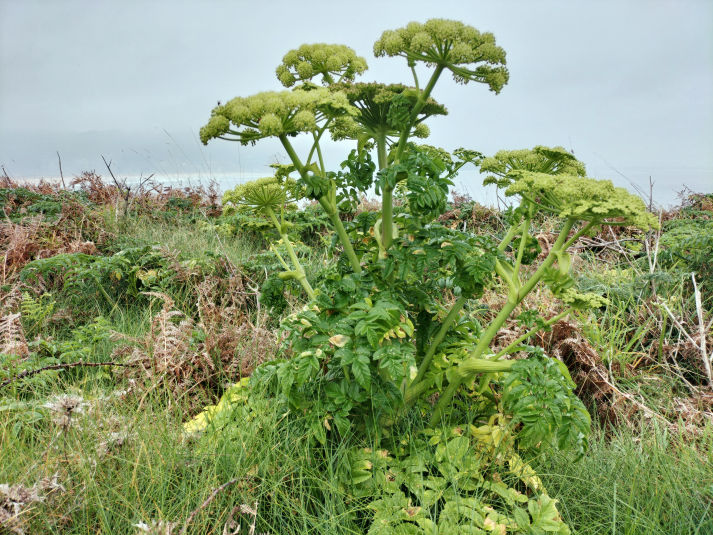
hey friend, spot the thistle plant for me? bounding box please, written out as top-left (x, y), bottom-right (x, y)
top-left (198, 18), bottom-right (656, 533)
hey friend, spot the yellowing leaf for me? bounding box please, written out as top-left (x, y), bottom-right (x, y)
top-left (329, 334), bottom-right (350, 347)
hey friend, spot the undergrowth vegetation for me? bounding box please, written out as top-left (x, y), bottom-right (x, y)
top-left (1, 18), bottom-right (712, 535)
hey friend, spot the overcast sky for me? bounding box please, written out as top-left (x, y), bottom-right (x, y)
top-left (1, 0), bottom-right (711, 205)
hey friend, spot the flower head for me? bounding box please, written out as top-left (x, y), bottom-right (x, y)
top-left (276, 43), bottom-right (368, 87)
top-left (560, 288), bottom-right (608, 310)
top-left (374, 19), bottom-right (509, 90)
top-left (504, 171), bottom-right (658, 230)
top-left (200, 87), bottom-right (356, 145)
top-left (328, 82), bottom-right (446, 141)
top-left (44, 393), bottom-right (86, 429)
top-left (222, 176), bottom-right (298, 211)
top-left (133, 520), bottom-right (177, 535)
top-left (481, 146), bottom-right (587, 187)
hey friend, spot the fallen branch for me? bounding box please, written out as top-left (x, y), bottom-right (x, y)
top-left (0, 361), bottom-right (138, 389)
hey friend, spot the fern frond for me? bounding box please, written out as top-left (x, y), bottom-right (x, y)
top-left (0, 312), bottom-right (29, 357)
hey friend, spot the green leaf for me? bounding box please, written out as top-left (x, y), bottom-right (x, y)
top-left (513, 506), bottom-right (531, 530)
top-left (352, 352), bottom-right (372, 390)
top-left (528, 495), bottom-right (569, 533)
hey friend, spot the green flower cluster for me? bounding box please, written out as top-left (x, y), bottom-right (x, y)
top-left (373, 19), bottom-right (509, 90)
top-left (222, 176), bottom-right (297, 211)
top-left (481, 146), bottom-right (586, 186)
top-left (199, 88), bottom-right (355, 145)
top-left (276, 43), bottom-right (368, 87)
top-left (505, 171), bottom-right (658, 230)
top-left (329, 82), bottom-right (447, 141)
top-left (560, 288), bottom-right (608, 310)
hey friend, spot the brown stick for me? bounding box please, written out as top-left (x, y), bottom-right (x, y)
top-left (180, 478), bottom-right (239, 535)
top-left (0, 361), bottom-right (138, 389)
top-left (56, 151), bottom-right (66, 189)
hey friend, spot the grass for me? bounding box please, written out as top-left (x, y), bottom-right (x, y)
top-left (4, 383), bottom-right (711, 534)
top-left (0, 382), bottom-right (372, 534)
top-left (534, 423), bottom-right (713, 535)
top-left (2, 191), bottom-right (712, 534)
top-left (114, 213), bottom-right (261, 266)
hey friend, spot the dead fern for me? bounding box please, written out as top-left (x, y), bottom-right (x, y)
top-left (1, 217), bottom-right (43, 279)
top-left (0, 285), bottom-right (28, 357)
top-left (195, 275), bottom-right (277, 378)
top-left (0, 313), bottom-right (29, 358)
top-left (115, 293), bottom-right (214, 406)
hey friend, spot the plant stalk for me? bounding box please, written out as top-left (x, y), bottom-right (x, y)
top-left (412, 295), bottom-right (468, 386)
top-left (430, 218), bottom-right (578, 424)
top-left (266, 207), bottom-right (315, 300)
top-left (279, 135), bottom-right (362, 274)
top-left (493, 308), bottom-right (572, 359)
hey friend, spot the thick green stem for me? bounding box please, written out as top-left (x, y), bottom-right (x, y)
top-left (375, 132), bottom-right (395, 252)
top-left (454, 357), bottom-right (515, 379)
top-left (305, 119), bottom-right (332, 167)
top-left (493, 308), bottom-right (572, 359)
top-left (279, 135), bottom-right (362, 274)
top-left (497, 224), bottom-right (521, 253)
top-left (412, 295), bottom-right (468, 386)
top-left (315, 135), bottom-right (327, 175)
top-left (394, 65), bottom-right (445, 163)
top-left (376, 132), bottom-right (388, 170)
top-left (381, 189), bottom-right (394, 252)
top-left (430, 218), bottom-right (578, 424)
top-left (265, 207), bottom-right (315, 300)
top-left (280, 135), bottom-right (306, 175)
top-left (405, 359), bottom-right (514, 408)
top-left (512, 216), bottom-right (531, 280)
top-left (410, 65), bottom-right (420, 91)
top-left (318, 196), bottom-right (362, 274)
top-left (269, 244), bottom-right (291, 271)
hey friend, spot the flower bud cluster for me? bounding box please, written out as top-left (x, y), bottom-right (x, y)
top-left (200, 87), bottom-right (355, 145)
top-left (481, 146), bottom-right (587, 187)
top-left (373, 19), bottom-right (509, 90)
top-left (505, 171), bottom-right (658, 230)
top-left (328, 82), bottom-right (446, 141)
top-left (276, 43), bottom-right (368, 87)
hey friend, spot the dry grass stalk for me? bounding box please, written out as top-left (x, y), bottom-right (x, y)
top-left (179, 478), bottom-right (239, 535)
top-left (658, 279), bottom-right (713, 389)
top-left (0, 312), bottom-right (29, 358)
top-left (691, 273), bottom-right (713, 388)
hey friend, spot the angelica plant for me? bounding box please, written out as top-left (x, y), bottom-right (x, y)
top-left (198, 18), bottom-right (656, 533)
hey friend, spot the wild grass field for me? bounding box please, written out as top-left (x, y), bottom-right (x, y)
top-left (1, 170), bottom-right (711, 534)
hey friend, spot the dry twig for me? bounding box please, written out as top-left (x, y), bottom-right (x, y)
top-left (180, 478), bottom-right (239, 535)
